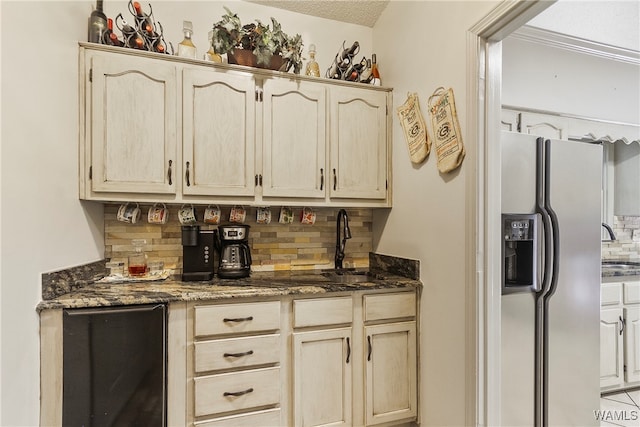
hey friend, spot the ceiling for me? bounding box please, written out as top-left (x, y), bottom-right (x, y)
top-left (245, 0), bottom-right (389, 28)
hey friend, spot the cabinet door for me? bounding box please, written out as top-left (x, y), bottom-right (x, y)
top-left (624, 306), bottom-right (640, 384)
top-left (330, 87), bottom-right (387, 200)
top-left (89, 53), bottom-right (177, 194)
top-left (520, 112), bottom-right (568, 140)
top-left (364, 321), bottom-right (417, 425)
top-left (182, 68), bottom-right (256, 196)
top-left (600, 308), bottom-right (624, 389)
top-left (262, 79), bottom-right (326, 198)
top-left (293, 328), bottom-right (352, 427)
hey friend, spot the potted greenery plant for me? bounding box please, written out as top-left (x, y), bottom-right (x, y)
top-left (210, 7), bottom-right (304, 74)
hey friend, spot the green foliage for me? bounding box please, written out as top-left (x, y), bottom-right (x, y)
top-left (211, 8), bottom-right (304, 74)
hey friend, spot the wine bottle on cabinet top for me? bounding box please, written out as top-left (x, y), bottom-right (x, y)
top-left (87, 0), bottom-right (107, 43)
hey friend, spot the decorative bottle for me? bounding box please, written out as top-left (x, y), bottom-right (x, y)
top-left (305, 44), bottom-right (320, 77)
top-left (87, 0), bottom-right (107, 44)
top-left (205, 30), bottom-right (222, 63)
top-left (177, 20), bottom-right (196, 59)
top-left (371, 53), bottom-right (381, 86)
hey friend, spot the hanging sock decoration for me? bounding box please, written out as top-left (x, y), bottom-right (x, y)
top-left (428, 87), bottom-right (465, 173)
top-left (397, 92), bottom-right (430, 164)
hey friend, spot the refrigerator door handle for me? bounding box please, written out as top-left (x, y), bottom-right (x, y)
top-left (544, 139), bottom-right (560, 299)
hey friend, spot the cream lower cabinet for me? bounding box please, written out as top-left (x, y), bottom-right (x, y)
top-left (188, 301), bottom-right (283, 426)
top-left (292, 297), bottom-right (354, 426)
top-left (600, 280), bottom-right (640, 391)
top-left (363, 293), bottom-right (417, 425)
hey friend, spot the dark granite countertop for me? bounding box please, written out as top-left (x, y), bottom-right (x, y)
top-left (37, 253), bottom-right (422, 312)
top-left (36, 270), bottom-right (421, 312)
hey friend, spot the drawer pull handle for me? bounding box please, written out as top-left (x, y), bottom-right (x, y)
top-left (224, 388), bottom-right (254, 397)
top-left (367, 335), bottom-right (372, 361)
top-left (223, 350), bottom-right (254, 358)
top-left (346, 337), bottom-right (351, 364)
top-left (620, 316), bottom-right (625, 335)
top-left (223, 316), bottom-right (254, 323)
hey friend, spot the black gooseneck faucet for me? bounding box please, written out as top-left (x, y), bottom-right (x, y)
top-left (335, 209), bottom-right (352, 269)
top-left (602, 223), bottom-right (616, 241)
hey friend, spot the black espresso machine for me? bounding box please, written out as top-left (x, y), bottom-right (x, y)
top-left (181, 225), bottom-right (215, 281)
top-left (216, 224), bottom-right (252, 279)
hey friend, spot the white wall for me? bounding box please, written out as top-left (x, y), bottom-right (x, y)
top-left (502, 36), bottom-right (640, 124)
top-left (528, 0), bottom-right (640, 52)
top-left (372, 1), bottom-right (499, 425)
top-left (0, 1), bottom-right (372, 424)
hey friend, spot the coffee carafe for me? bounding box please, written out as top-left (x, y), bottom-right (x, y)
top-left (216, 224), bottom-right (252, 279)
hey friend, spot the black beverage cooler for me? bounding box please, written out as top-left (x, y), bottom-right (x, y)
top-left (62, 304), bottom-right (167, 426)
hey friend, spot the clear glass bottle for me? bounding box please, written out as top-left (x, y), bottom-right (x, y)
top-left (305, 44), bottom-right (320, 77)
top-left (205, 30), bottom-right (222, 63)
top-left (128, 239), bottom-right (148, 276)
top-left (177, 20), bottom-right (196, 59)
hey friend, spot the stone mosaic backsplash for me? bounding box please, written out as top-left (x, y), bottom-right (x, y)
top-left (602, 215), bottom-right (640, 260)
top-left (104, 204), bottom-right (373, 274)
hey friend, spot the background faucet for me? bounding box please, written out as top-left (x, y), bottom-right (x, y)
top-left (335, 209), bottom-right (352, 269)
top-left (602, 222), bottom-right (616, 241)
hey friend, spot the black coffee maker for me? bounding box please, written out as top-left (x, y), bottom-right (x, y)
top-left (181, 225), bottom-right (215, 281)
top-left (216, 224), bottom-right (252, 279)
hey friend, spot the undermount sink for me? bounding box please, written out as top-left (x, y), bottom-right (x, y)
top-left (321, 269), bottom-right (384, 283)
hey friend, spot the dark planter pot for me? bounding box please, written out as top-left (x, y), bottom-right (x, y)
top-left (227, 49), bottom-right (287, 71)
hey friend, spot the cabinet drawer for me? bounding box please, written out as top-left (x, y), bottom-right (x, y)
top-left (194, 408), bottom-right (281, 427)
top-left (195, 302), bottom-right (280, 337)
top-left (364, 292), bottom-right (416, 321)
top-left (624, 282), bottom-right (640, 305)
top-left (195, 334), bottom-right (280, 373)
top-left (602, 283), bottom-right (623, 306)
top-left (194, 367), bottom-right (280, 417)
top-left (293, 297), bottom-right (352, 327)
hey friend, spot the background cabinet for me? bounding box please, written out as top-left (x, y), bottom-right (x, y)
top-left (600, 281), bottom-right (640, 391)
top-left (86, 52), bottom-right (177, 195)
top-left (600, 307), bottom-right (624, 389)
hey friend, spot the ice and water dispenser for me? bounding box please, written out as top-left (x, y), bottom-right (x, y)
top-left (502, 214), bottom-right (538, 294)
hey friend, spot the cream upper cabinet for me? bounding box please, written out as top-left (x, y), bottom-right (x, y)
top-left (79, 45), bottom-right (391, 206)
top-left (86, 51), bottom-right (177, 195)
top-left (329, 87), bottom-right (388, 200)
top-left (261, 79), bottom-right (327, 199)
top-left (182, 68), bottom-right (256, 197)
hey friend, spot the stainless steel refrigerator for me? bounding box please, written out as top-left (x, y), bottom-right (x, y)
top-left (500, 131), bottom-right (602, 426)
